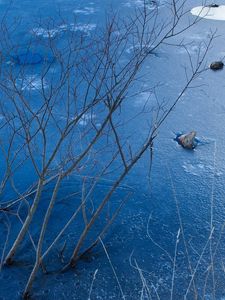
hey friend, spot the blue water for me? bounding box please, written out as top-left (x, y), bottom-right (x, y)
top-left (1, 0), bottom-right (225, 299)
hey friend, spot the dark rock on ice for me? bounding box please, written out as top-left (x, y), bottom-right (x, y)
top-left (210, 61), bottom-right (224, 70)
top-left (206, 4), bottom-right (219, 8)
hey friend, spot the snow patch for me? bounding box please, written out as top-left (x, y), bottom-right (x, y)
top-left (191, 5), bottom-right (225, 21)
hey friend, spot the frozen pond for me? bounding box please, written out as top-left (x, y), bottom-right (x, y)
top-left (1, 0), bottom-right (225, 299)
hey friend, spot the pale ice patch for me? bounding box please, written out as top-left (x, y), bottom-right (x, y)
top-left (32, 27), bottom-right (59, 38)
top-left (78, 113), bottom-right (96, 126)
top-left (175, 43), bottom-right (207, 55)
top-left (126, 43), bottom-right (161, 56)
top-left (59, 114), bottom-right (99, 127)
top-left (73, 7), bottom-right (97, 15)
top-left (16, 75), bottom-right (48, 91)
top-left (177, 31), bottom-right (212, 47)
top-left (123, 0), bottom-right (144, 8)
top-left (191, 5), bottom-right (225, 21)
top-left (126, 44), bottom-right (149, 54)
top-left (182, 162), bottom-right (204, 176)
top-left (182, 160), bottom-right (223, 177)
top-left (31, 23), bottom-right (96, 38)
top-left (6, 61), bottom-right (14, 66)
top-left (133, 92), bottom-right (157, 107)
top-left (205, 295), bottom-right (225, 300)
top-left (58, 24), bottom-right (68, 31)
top-left (186, 33), bottom-right (205, 40)
top-left (123, 0), bottom-right (160, 9)
top-left (184, 32), bottom-right (211, 41)
top-left (69, 23), bottom-right (96, 33)
top-left (126, 45), bottom-right (138, 54)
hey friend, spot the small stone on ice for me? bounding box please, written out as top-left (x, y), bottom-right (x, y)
top-left (210, 61), bottom-right (224, 70)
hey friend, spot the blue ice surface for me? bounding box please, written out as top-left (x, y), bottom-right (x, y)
top-left (11, 52), bottom-right (43, 65)
top-left (9, 48), bottom-right (55, 66)
top-left (1, 0), bottom-right (225, 299)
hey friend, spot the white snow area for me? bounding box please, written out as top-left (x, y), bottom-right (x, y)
top-left (191, 5), bottom-right (225, 21)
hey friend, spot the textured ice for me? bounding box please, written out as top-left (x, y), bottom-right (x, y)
top-left (182, 162), bottom-right (205, 176)
top-left (16, 75), bottom-right (48, 91)
top-left (32, 27), bottom-right (60, 38)
top-left (2, 0), bottom-right (225, 299)
top-left (69, 23), bottom-right (97, 33)
top-left (78, 113), bottom-right (96, 126)
top-left (123, 0), bottom-right (160, 9)
top-left (12, 52), bottom-right (43, 65)
top-left (73, 7), bottom-right (97, 15)
top-left (126, 44), bottom-right (161, 57)
top-left (175, 43), bottom-right (207, 55)
top-left (185, 32), bottom-right (211, 41)
top-left (191, 5), bottom-right (225, 21)
top-left (126, 44), bottom-right (149, 54)
top-left (32, 23), bottom-right (96, 38)
top-left (133, 92), bottom-right (157, 107)
top-left (182, 160), bottom-right (221, 177)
